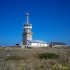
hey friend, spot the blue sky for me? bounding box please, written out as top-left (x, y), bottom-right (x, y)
top-left (0, 0), bottom-right (70, 46)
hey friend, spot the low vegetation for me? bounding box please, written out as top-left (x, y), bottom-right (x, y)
top-left (5, 56), bottom-right (25, 61)
top-left (38, 52), bottom-right (59, 59)
top-left (0, 47), bottom-right (70, 70)
top-left (52, 64), bottom-right (69, 70)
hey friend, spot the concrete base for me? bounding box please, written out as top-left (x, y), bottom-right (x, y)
top-left (21, 45), bottom-right (25, 48)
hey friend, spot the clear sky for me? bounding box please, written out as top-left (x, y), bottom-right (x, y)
top-left (0, 0), bottom-right (70, 46)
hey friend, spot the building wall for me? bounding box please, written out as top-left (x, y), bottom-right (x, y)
top-left (52, 45), bottom-right (66, 47)
top-left (30, 42), bottom-right (48, 47)
top-left (20, 41), bottom-right (48, 48)
top-left (26, 34), bottom-right (32, 40)
top-left (23, 33), bottom-right (32, 45)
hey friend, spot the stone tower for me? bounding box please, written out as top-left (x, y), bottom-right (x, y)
top-left (22, 13), bottom-right (32, 45)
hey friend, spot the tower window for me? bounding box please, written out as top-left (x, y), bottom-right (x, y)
top-left (29, 25), bottom-right (30, 26)
top-left (26, 24), bottom-right (28, 26)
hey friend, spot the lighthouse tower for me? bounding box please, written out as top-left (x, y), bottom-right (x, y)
top-left (22, 13), bottom-right (32, 46)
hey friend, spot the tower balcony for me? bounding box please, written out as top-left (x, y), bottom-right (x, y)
top-left (23, 23), bottom-right (32, 29)
top-left (24, 26), bottom-right (32, 29)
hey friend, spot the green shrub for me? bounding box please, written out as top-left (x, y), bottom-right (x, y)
top-left (5, 56), bottom-right (25, 61)
top-left (38, 53), bottom-right (59, 60)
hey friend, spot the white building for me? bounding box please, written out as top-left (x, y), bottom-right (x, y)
top-left (26, 40), bottom-right (48, 48)
top-left (49, 42), bottom-right (66, 47)
top-left (21, 13), bottom-right (48, 48)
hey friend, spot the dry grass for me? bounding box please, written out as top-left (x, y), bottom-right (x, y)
top-left (0, 47), bottom-right (70, 70)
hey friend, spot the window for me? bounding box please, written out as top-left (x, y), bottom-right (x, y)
top-left (26, 24), bottom-right (28, 26)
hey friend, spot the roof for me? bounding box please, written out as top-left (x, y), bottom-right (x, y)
top-left (27, 40), bottom-right (47, 44)
top-left (50, 42), bottom-right (66, 45)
